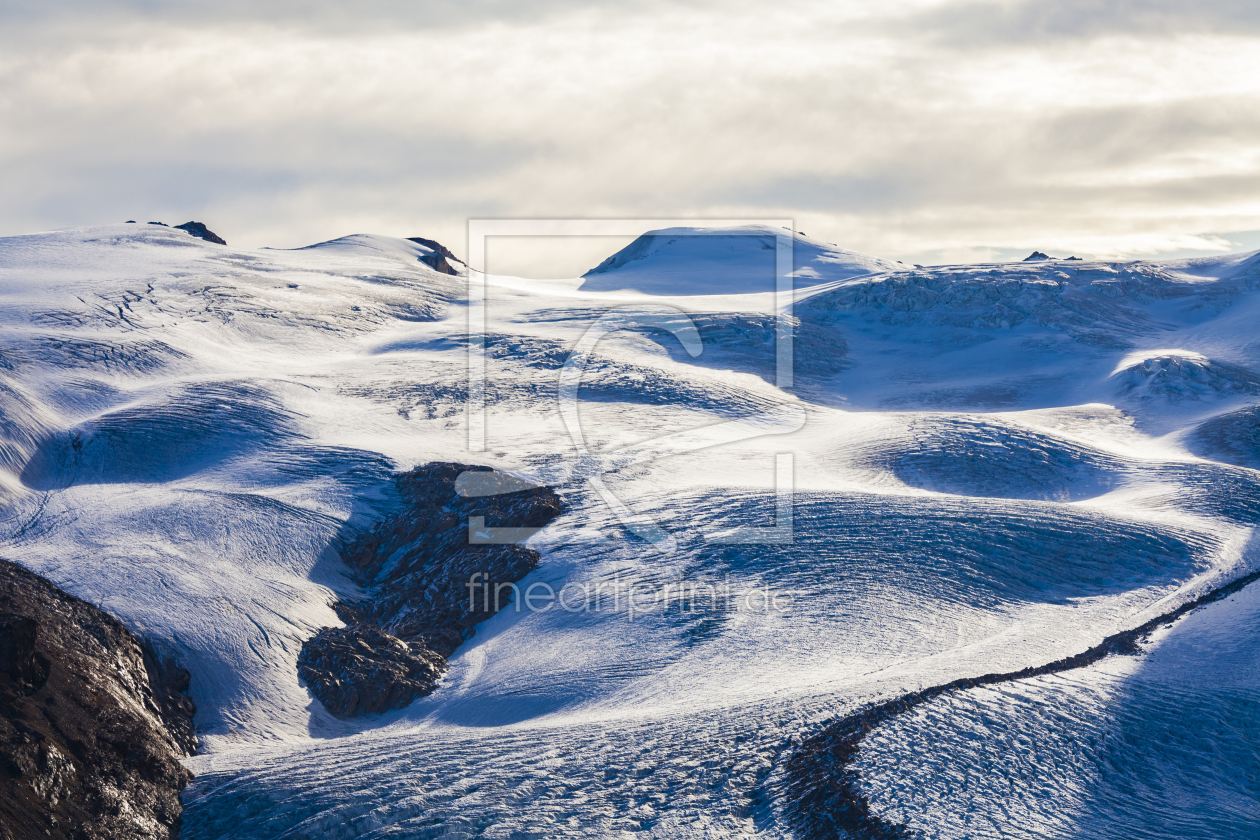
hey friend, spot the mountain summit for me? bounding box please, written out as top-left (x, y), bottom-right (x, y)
top-left (579, 225), bottom-right (899, 295)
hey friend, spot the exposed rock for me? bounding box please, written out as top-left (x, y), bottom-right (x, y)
top-left (173, 222), bottom-right (226, 246)
top-left (141, 641), bottom-right (198, 757)
top-left (419, 252), bottom-right (458, 275)
top-left (0, 618), bottom-right (48, 692)
top-left (347, 463), bottom-right (563, 653)
top-left (407, 237), bottom-right (464, 275)
top-left (406, 236), bottom-right (463, 264)
top-left (299, 462), bottom-right (562, 717)
top-left (1023, 251), bottom-right (1051, 261)
top-left (297, 625), bottom-right (446, 717)
top-left (0, 558), bottom-right (196, 840)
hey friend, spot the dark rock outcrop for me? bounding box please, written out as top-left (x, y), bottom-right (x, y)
top-left (1023, 251), bottom-right (1051, 261)
top-left (347, 463), bottom-right (563, 654)
top-left (419, 252), bottom-right (458, 275)
top-left (140, 642), bottom-right (197, 757)
top-left (299, 463), bottom-right (562, 717)
top-left (0, 618), bottom-right (47, 692)
top-left (174, 222), bottom-right (227, 246)
top-left (297, 625), bottom-right (446, 718)
top-left (407, 237), bottom-right (464, 276)
top-left (0, 558), bottom-right (196, 840)
top-left (406, 236), bottom-right (463, 264)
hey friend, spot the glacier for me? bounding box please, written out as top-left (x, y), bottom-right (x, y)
top-left (0, 222), bottom-right (1257, 837)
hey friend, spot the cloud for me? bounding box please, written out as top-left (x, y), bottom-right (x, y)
top-left (0, 0), bottom-right (656, 36)
top-left (0, 0), bottom-right (1258, 271)
top-left (888, 0), bottom-right (1260, 46)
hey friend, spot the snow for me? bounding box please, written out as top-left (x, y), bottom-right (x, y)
top-left (855, 563), bottom-right (1260, 839)
top-left (0, 222), bottom-right (1257, 836)
top-left (579, 225), bottom-right (901, 295)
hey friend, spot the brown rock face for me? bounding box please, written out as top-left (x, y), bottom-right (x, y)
top-left (0, 559), bottom-right (196, 840)
top-left (299, 462), bottom-right (563, 717)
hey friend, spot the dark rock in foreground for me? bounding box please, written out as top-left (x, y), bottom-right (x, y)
top-left (174, 222), bottom-right (227, 246)
top-left (299, 462), bottom-right (562, 717)
top-left (0, 559), bottom-right (196, 840)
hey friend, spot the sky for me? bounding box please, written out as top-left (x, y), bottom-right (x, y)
top-left (2, 0), bottom-right (1260, 276)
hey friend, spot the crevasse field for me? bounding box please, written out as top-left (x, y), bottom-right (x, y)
top-left (1, 223), bottom-right (1258, 838)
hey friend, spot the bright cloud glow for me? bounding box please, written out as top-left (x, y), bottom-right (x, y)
top-left (1, 0), bottom-right (1259, 273)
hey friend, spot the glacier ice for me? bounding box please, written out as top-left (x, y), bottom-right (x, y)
top-left (0, 223), bottom-right (1256, 837)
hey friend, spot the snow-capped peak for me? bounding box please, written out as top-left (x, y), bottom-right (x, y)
top-left (578, 224), bottom-right (899, 295)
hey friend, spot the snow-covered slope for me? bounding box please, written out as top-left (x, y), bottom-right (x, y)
top-left (579, 225), bottom-right (901, 294)
top-left (0, 223), bottom-right (1257, 838)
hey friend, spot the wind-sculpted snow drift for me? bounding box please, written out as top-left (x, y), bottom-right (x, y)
top-left (1190, 404), bottom-right (1260, 470)
top-left (1113, 353), bottom-right (1260, 402)
top-left (0, 223), bottom-right (1257, 838)
top-left (21, 381), bottom-right (295, 489)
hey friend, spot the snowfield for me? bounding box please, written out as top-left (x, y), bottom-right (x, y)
top-left (0, 223), bottom-right (1257, 838)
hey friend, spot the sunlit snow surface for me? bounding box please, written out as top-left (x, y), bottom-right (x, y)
top-left (1, 224), bottom-right (1258, 838)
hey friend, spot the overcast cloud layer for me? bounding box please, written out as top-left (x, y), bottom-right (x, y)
top-left (2, 0), bottom-right (1259, 272)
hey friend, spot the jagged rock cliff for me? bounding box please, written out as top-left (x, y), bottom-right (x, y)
top-left (0, 559), bottom-right (196, 840)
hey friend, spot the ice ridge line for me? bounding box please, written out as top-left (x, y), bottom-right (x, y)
top-left (784, 566), bottom-right (1260, 840)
